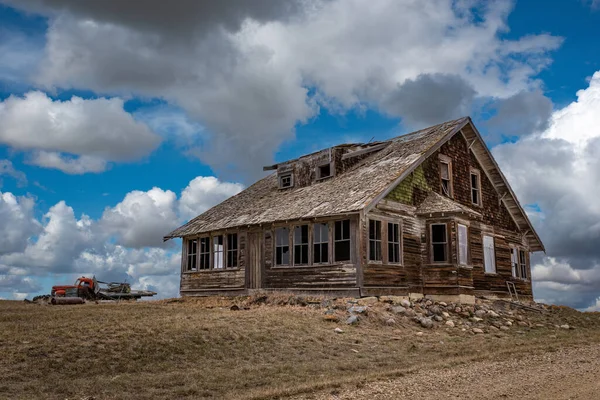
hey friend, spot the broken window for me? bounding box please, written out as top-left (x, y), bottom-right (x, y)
top-left (294, 225), bottom-right (309, 265)
top-left (387, 222), bottom-right (401, 264)
top-left (368, 219), bottom-right (382, 261)
top-left (279, 173), bottom-right (293, 189)
top-left (458, 224), bottom-right (468, 265)
top-left (213, 235), bottom-right (224, 269)
top-left (199, 237), bottom-right (210, 270)
top-left (483, 235), bottom-right (496, 273)
top-left (275, 227), bottom-right (290, 266)
top-left (313, 223), bottom-right (329, 264)
top-left (227, 234), bottom-right (238, 268)
top-left (511, 247), bottom-right (519, 278)
top-left (439, 157), bottom-right (452, 197)
top-left (187, 239), bottom-right (197, 271)
top-left (471, 170), bottom-right (481, 206)
top-left (334, 220), bottom-right (351, 262)
top-left (317, 163), bottom-right (332, 180)
top-left (431, 224), bottom-right (448, 263)
top-left (519, 249), bottom-right (527, 279)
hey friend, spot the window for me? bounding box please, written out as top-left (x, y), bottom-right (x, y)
top-left (368, 220), bottom-right (382, 261)
top-left (458, 224), bottom-right (468, 265)
top-left (483, 235), bottom-right (496, 273)
top-left (275, 227), bottom-right (290, 266)
top-left (294, 225), bottom-right (309, 265)
top-left (317, 163), bottom-right (332, 180)
top-left (431, 224), bottom-right (448, 262)
top-left (471, 170), bottom-right (481, 206)
top-left (519, 250), bottom-right (527, 279)
top-left (279, 173), bottom-right (293, 189)
top-left (313, 223), bottom-right (329, 264)
top-left (213, 235), bottom-right (224, 269)
top-left (227, 234), bottom-right (238, 268)
top-left (187, 239), bottom-right (197, 271)
top-left (334, 220), bottom-right (351, 262)
top-left (439, 156), bottom-right (452, 197)
top-left (388, 222), bottom-right (401, 263)
top-left (199, 237), bottom-right (210, 270)
top-left (511, 247), bottom-right (518, 277)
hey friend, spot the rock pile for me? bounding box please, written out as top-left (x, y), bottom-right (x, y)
top-left (326, 296), bottom-right (574, 335)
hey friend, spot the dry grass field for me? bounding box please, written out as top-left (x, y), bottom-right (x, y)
top-left (1, 295), bottom-right (600, 400)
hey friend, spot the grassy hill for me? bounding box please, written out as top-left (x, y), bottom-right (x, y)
top-left (1, 294), bottom-right (599, 399)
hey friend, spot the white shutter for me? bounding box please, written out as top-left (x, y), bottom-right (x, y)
top-left (458, 224), bottom-right (468, 265)
top-left (483, 235), bottom-right (496, 273)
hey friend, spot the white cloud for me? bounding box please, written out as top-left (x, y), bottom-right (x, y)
top-left (0, 91), bottom-right (161, 174)
top-left (179, 176), bottom-right (244, 220)
top-left (100, 187), bottom-right (179, 248)
top-left (494, 71), bottom-right (600, 309)
top-left (0, 192), bottom-right (39, 255)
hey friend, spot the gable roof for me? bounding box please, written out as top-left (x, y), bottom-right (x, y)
top-left (164, 117), bottom-right (544, 252)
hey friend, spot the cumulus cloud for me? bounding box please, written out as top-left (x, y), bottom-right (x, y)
top-left (179, 176), bottom-right (244, 220)
top-left (0, 175), bottom-right (242, 298)
top-left (0, 91), bottom-right (161, 174)
top-left (494, 71), bottom-right (600, 309)
top-left (0, 192), bottom-right (39, 255)
top-left (100, 188), bottom-right (179, 248)
top-left (1, 0), bottom-right (563, 177)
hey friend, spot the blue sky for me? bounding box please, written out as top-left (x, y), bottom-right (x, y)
top-left (1, 0), bottom-right (600, 308)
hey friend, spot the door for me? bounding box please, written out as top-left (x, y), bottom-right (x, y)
top-left (246, 232), bottom-right (263, 289)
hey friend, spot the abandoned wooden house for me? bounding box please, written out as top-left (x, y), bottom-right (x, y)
top-left (164, 116), bottom-right (544, 303)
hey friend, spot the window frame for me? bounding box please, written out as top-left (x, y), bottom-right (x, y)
top-left (430, 223), bottom-right (449, 263)
top-left (199, 236), bottom-right (211, 270)
top-left (368, 219), bottom-right (383, 262)
top-left (519, 249), bottom-right (528, 280)
top-left (186, 238), bottom-right (198, 272)
top-left (439, 154), bottom-right (453, 198)
top-left (212, 235), bottom-right (224, 269)
top-left (275, 226), bottom-right (291, 266)
top-left (482, 234), bottom-right (496, 274)
top-left (510, 246), bottom-right (519, 278)
top-left (293, 224), bottom-right (310, 266)
top-left (470, 168), bottom-right (482, 207)
top-left (313, 222), bottom-right (330, 264)
top-left (334, 219), bottom-right (352, 263)
top-left (226, 233), bottom-right (238, 269)
top-left (387, 221), bottom-right (402, 265)
top-left (457, 223), bottom-right (469, 266)
top-left (279, 172), bottom-right (293, 189)
top-left (316, 162), bottom-right (334, 181)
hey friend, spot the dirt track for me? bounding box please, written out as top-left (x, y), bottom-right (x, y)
top-left (296, 343), bottom-right (600, 400)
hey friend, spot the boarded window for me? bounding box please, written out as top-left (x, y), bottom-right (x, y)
top-left (431, 224), bottom-right (448, 262)
top-left (199, 237), bottom-right (210, 270)
top-left (387, 222), bottom-right (401, 263)
top-left (458, 224), bottom-right (468, 265)
top-left (471, 170), bottom-right (481, 206)
top-left (313, 223), bottom-right (329, 264)
top-left (279, 173), bottom-right (293, 189)
top-left (294, 225), bottom-right (309, 265)
top-left (275, 227), bottom-right (290, 266)
top-left (440, 159), bottom-right (452, 197)
top-left (227, 234), bottom-right (238, 268)
top-left (187, 239), bottom-right (197, 271)
top-left (368, 220), bottom-right (382, 261)
top-left (317, 163), bottom-right (332, 180)
top-left (511, 247), bottom-right (518, 277)
top-left (334, 220), bottom-right (351, 262)
top-left (483, 235), bottom-right (496, 273)
top-left (213, 235), bottom-right (224, 269)
top-left (519, 249), bottom-right (527, 279)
